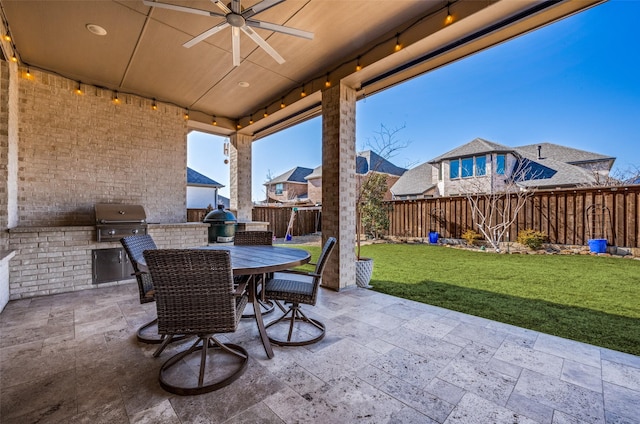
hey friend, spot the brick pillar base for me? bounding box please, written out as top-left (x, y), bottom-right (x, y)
top-left (321, 83), bottom-right (356, 290)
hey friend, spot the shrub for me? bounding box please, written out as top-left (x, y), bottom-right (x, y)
top-left (462, 229), bottom-right (483, 246)
top-left (517, 229), bottom-right (548, 250)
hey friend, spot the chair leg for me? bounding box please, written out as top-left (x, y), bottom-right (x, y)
top-left (158, 335), bottom-right (249, 396)
top-left (265, 303), bottom-right (326, 347)
top-left (138, 317), bottom-right (188, 349)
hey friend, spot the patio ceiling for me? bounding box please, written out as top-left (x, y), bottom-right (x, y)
top-left (0, 0), bottom-right (602, 138)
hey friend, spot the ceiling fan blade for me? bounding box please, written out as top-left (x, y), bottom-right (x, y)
top-left (241, 0), bottom-right (285, 19)
top-left (232, 27), bottom-right (241, 67)
top-left (246, 20), bottom-right (314, 40)
top-left (183, 22), bottom-right (229, 48)
top-left (230, 0), bottom-right (241, 14)
top-left (143, 0), bottom-right (225, 18)
top-left (241, 26), bottom-right (285, 64)
top-left (211, 0), bottom-right (232, 15)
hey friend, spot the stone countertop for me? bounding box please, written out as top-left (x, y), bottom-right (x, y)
top-left (7, 222), bottom-right (209, 233)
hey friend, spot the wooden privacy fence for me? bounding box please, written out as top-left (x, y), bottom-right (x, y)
top-left (388, 185), bottom-right (640, 248)
top-left (189, 185), bottom-right (640, 248)
top-left (252, 207), bottom-right (321, 238)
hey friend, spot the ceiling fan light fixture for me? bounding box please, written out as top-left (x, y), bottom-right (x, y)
top-left (145, 0), bottom-right (313, 67)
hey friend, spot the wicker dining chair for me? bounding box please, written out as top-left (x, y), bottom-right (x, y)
top-left (143, 249), bottom-right (249, 396)
top-left (263, 237), bottom-right (336, 346)
top-left (233, 230), bottom-right (276, 317)
top-left (120, 234), bottom-right (165, 344)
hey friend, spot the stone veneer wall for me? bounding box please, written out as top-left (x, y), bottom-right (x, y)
top-left (7, 224), bottom-right (208, 300)
top-left (16, 69), bottom-right (188, 226)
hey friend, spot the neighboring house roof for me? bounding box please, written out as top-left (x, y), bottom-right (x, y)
top-left (305, 151), bottom-right (406, 180)
top-left (265, 166), bottom-right (313, 185)
top-left (187, 167), bottom-right (223, 188)
top-left (356, 150), bottom-right (407, 176)
top-left (429, 138), bottom-right (512, 163)
top-left (305, 165), bottom-right (322, 180)
top-left (512, 149), bottom-right (598, 188)
top-left (391, 162), bottom-right (436, 196)
top-left (515, 142), bottom-right (615, 166)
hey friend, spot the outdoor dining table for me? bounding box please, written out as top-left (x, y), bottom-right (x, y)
top-left (138, 244), bottom-right (311, 359)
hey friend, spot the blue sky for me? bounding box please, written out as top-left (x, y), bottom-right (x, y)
top-left (188, 0), bottom-right (640, 201)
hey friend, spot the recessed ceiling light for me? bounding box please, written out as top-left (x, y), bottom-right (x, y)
top-left (86, 24), bottom-right (107, 36)
top-left (238, 81), bottom-right (250, 88)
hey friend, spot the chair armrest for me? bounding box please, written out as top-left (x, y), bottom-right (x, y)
top-left (234, 280), bottom-right (248, 296)
top-left (276, 269), bottom-right (321, 279)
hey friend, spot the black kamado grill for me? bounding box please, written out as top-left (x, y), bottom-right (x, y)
top-left (203, 205), bottom-right (237, 243)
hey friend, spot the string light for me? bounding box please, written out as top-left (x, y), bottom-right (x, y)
top-left (394, 33), bottom-right (402, 51)
top-left (184, 109), bottom-right (189, 120)
top-left (280, 97), bottom-right (285, 109)
top-left (10, 54), bottom-right (17, 63)
top-left (263, 108), bottom-right (268, 118)
top-left (249, 115), bottom-right (254, 125)
top-left (75, 81), bottom-right (83, 95)
top-left (445, 2), bottom-right (454, 25)
top-left (324, 73), bottom-right (331, 88)
top-left (151, 99), bottom-right (157, 110)
top-left (25, 67), bottom-right (31, 78)
top-left (3, 33), bottom-right (10, 42)
top-left (300, 85), bottom-right (306, 97)
top-left (236, 121), bottom-right (242, 129)
top-left (212, 115), bottom-right (217, 126)
top-left (112, 91), bottom-right (120, 104)
top-left (355, 57), bottom-right (362, 72)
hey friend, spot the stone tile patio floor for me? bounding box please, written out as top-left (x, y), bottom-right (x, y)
top-left (1, 283), bottom-right (639, 423)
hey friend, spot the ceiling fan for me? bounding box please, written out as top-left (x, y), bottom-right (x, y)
top-left (143, 0), bottom-right (314, 67)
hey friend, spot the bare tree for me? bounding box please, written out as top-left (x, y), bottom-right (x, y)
top-left (462, 159), bottom-right (538, 252)
top-left (581, 164), bottom-right (640, 187)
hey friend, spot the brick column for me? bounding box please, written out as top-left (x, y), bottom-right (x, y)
top-left (321, 82), bottom-right (356, 290)
top-left (229, 133), bottom-right (253, 221)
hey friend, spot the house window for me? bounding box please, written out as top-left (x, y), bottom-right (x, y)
top-left (496, 154), bottom-right (505, 175)
top-left (449, 159), bottom-right (460, 179)
top-left (475, 156), bottom-right (486, 176)
top-left (275, 183), bottom-right (283, 195)
top-left (461, 157), bottom-right (474, 178)
top-left (438, 162), bottom-right (443, 181)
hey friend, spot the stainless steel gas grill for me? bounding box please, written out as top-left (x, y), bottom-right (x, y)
top-left (95, 203), bottom-right (148, 242)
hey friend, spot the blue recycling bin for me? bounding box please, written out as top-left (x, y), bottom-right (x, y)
top-left (429, 231), bottom-right (439, 244)
top-left (588, 239), bottom-right (607, 253)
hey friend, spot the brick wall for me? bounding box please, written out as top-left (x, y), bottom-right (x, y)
top-left (7, 223), bottom-right (208, 300)
top-left (17, 69), bottom-right (188, 226)
top-left (0, 61), bottom-right (8, 243)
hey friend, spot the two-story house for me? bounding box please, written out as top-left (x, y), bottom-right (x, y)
top-left (263, 166), bottom-right (314, 203)
top-left (392, 138), bottom-right (615, 198)
top-left (304, 150), bottom-right (406, 204)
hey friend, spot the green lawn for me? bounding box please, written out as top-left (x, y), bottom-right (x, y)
top-left (284, 243), bottom-right (640, 356)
